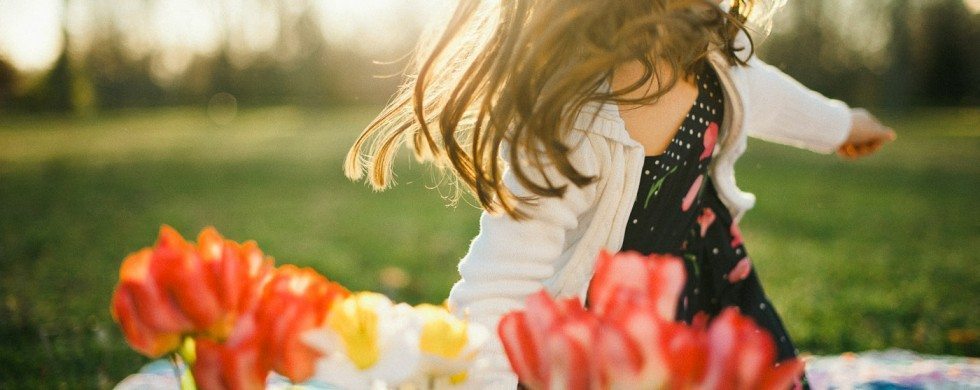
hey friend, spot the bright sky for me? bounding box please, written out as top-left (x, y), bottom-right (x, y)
top-left (0, 0), bottom-right (65, 72)
top-left (0, 0), bottom-right (448, 74)
top-left (0, 0), bottom-right (976, 74)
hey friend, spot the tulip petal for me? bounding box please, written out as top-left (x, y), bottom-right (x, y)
top-left (150, 227), bottom-right (223, 331)
top-left (587, 250), bottom-right (685, 321)
top-left (499, 312), bottom-right (546, 389)
top-left (545, 320), bottom-right (593, 390)
top-left (661, 322), bottom-right (708, 387)
top-left (760, 358), bottom-right (806, 390)
top-left (256, 265), bottom-right (349, 383)
top-left (110, 283), bottom-right (181, 357)
top-left (595, 322), bottom-right (644, 388)
top-left (117, 249), bottom-right (192, 334)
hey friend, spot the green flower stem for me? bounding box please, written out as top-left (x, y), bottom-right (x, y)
top-left (644, 165), bottom-right (678, 209)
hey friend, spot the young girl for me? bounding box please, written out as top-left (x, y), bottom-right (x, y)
top-left (345, 0), bottom-right (895, 387)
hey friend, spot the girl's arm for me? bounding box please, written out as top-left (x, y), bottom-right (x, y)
top-left (730, 54), bottom-right (854, 154)
top-left (726, 22), bottom-right (895, 156)
top-left (447, 133), bottom-right (600, 388)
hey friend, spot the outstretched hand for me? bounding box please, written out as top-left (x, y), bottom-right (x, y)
top-left (837, 108), bottom-right (896, 160)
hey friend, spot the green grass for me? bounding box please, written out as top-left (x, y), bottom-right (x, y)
top-left (0, 106), bottom-right (977, 387)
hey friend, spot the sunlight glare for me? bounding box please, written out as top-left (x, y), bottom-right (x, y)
top-left (314, 0), bottom-right (451, 58)
top-left (0, 0), bottom-right (64, 72)
top-left (149, 0), bottom-right (223, 80)
top-left (965, 0), bottom-right (980, 13)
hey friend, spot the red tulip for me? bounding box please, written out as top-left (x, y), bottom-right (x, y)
top-left (111, 248), bottom-right (192, 357)
top-left (149, 226), bottom-right (225, 334)
top-left (110, 226), bottom-right (275, 357)
top-left (254, 265), bottom-right (350, 383)
top-left (194, 228), bottom-right (275, 338)
top-left (701, 122), bottom-right (719, 161)
top-left (193, 313), bottom-right (268, 390)
top-left (661, 318), bottom-right (709, 387)
top-left (586, 250), bottom-right (685, 321)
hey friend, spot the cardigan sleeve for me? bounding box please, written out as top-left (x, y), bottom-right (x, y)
top-left (446, 131), bottom-right (600, 388)
top-left (734, 56), bottom-right (853, 154)
top-left (725, 18), bottom-right (853, 154)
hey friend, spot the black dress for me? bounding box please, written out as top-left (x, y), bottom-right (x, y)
top-left (618, 63), bottom-right (803, 370)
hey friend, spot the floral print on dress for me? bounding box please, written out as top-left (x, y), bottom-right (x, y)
top-left (615, 62), bottom-right (805, 371)
top-left (697, 207), bottom-right (716, 237)
top-left (700, 122), bottom-right (719, 161)
top-left (681, 175), bottom-right (704, 212)
top-left (727, 257), bottom-right (753, 283)
top-left (730, 222), bottom-right (745, 248)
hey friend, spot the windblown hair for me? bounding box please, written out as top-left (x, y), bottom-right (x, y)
top-left (345, 0), bottom-right (763, 219)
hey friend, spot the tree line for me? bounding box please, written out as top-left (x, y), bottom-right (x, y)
top-left (0, 0), bottom-right (975, 114)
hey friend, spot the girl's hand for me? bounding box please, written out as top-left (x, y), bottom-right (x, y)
top-left (837, 108), bottom-right (897, 160)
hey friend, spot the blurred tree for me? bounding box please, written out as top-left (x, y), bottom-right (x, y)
top-left (912, 0), bottom-right (978, 106)
top-left (2, 0), bottom-right (975, 112)
top-left (0, 57), bottom-right (16, 109)
top-left (762, 0), bottom-right (979, 110)
top-left (883, 0), bottom-right (913, 109)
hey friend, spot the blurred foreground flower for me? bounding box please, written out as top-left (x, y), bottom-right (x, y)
top-left (412, 303), bottom-right (489, 388)
top-left (110, 226), bottom-right (274, 358)
top-left (255, 265), bottom-right (349, 383)
top-left (110, 226), bottom-right (350, 389)
top-left (498, 249), bottom-right (805, 390)
top-left (113, 228), bottom-right (800, 389)
top-left (304, 292), bottom-right (422, 389)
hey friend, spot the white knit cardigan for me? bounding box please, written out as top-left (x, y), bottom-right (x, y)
top-left (445, 39), bottom-right (852, 388)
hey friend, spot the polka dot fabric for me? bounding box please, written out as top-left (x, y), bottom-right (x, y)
top-left (616, 63), bottom-right (805, 380)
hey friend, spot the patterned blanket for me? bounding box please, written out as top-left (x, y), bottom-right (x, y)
top-left (117, 349), bottom-right (980, 389)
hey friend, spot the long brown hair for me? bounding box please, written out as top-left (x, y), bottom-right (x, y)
top-left (345, 0), bottom-right (758, 219)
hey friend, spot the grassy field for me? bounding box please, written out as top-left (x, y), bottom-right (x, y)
top-left (0, 106), bottom-right (977, 387)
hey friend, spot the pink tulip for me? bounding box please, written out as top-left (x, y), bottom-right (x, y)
top-left (682, 175), bottom-right (704, 212)
top-left (698, 207), bottom-right (716, 237)
top-left (544, 315), bottom-right (599, 390)
top-left (598, 306), bottom-right (672, 387)
top-left (701, 122), bottom-right (719, 161)
top-left (587, 250), bottom-right (685, 321)
top-left (500, 290), bottom-right (598, 389)
top-left (501, 250), bottom-right (806, 390)
top-left (499, 312), bottom-right (546, 389)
